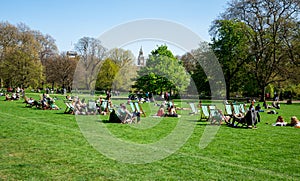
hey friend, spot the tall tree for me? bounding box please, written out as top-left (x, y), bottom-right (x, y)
top-left (108, 48), bottom-right (135, 67)
top-left (135, 45), bottom-right (190, 95)
top-left (107, 48), bottom-right (138, 91)
top-left (210, 19), bottom-right (253, 99)
top-left (74, 37), bottom-right (106, 90)
top-left (221, 0), bottom-right (300, 101)
top-left (45, 53), bottom-right (78, 89)
top-left (95, 58), bottom-right (119, 90)
top-left (0, 22), bottom-right (44, 88)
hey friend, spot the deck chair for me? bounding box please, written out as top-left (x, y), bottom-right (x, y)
top-left (87, 100), bottom-right (97, 114)
top-left (231, 104), bottom-right (248, 127)
top-left (23, 96), bottom-right (33, 107)
top-left (64, 102), bottom-right (74, 114)
top-left (188, 102), bottom-right (199, 114)
top-left (224, 104), bottom-right (233, 116)
top-left (134, 102), bottom-right (146, 117)
top-left (129, 102), bottom-right (137, 112)
top-left (233, 104), bottom-right (241, 116)
top-left (116, 107), bottom-right (134, 123)
top-left (101, 100), bottom-right (108, 112)
top-left (200, 105), bottom-right (210, 121)
top-left (129, 102), bottom-right (141, 122)
top-left (239, 104), bottom-right (247, 114)
top-left (208, 105), bottom-right (216, 110)
top-left (208, 109), bottom-right (222, 125)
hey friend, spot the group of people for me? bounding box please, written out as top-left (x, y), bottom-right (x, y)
top-left (24, 93), bottom-right (60, 110)
top-left (64, 95), bottom-right (113, 115)
top-left (5, 93), bottom-right (21, 101)
top-left (273, 116), bottom-right (300, 128)
top-left (154, 101), bottom-right (180, 118)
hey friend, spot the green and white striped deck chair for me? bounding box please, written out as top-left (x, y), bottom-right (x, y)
top-left (224, 104), bottom-right (233, 116)
top-left (189, 102), bottom-right (198, 114)
top-left (200, 105), bottom-right (210, 121)
top-left (239, 104), bottom-right (247, 114)
top-left (233, 104), bottom-right (241, 115)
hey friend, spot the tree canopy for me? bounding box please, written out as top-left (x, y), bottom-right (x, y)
top-left (134, 45), bottom-right (190, 95)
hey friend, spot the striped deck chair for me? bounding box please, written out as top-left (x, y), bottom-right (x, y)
top-left (231, 104), bottom-right (247, 127)
top-left (64, 102), bottom-right (74, 114)
top-left (101, 100), bottom-right (108, 112)
top-left (239, 104), bottom-right (247, 114)
top-left (188, 102), bottom-right (198, 114)
top-left (134, 102), bottom-right (146, 117)
top-left (224, 104), bottom-right (233, 116)
top-left (87, 100), bottom-right (97, 114)
top-left (233, 104), bottom-right (241, 116)
top-left (200, 105), bottom-right (210, 121)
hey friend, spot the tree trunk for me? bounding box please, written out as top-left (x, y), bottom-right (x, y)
top-left (226, 79), bottom-right (230, 100)
top-left (260, 86), bottom-right (265, 102)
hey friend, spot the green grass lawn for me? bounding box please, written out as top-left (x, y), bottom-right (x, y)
top-left (1, 93), bottom-right (300, 180)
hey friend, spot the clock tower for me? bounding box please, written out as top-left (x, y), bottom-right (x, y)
top-left (137, 46), bottom-right (145, 66)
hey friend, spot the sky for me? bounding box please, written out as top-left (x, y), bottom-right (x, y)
top-left (0, 0), bottom-right (228, 57)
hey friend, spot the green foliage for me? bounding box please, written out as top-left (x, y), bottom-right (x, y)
top-left (210, 19), bottom-right (253, 99)
top-left (107, 48), bottom-right (138, 91)
top-left (135, 45), bottom-right (190, 94)
top-left (95, 58), bottom-right (119, 90)
top-left (266, 84), bottom-right (275, 98)
top-left (219, 0), bottom-right (300, 100)
top-left (0, 22), bottom-right (45, 88)
top-left (150, 45), bottom-right (176, 60)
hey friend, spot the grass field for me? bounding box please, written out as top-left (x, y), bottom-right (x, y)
top-left (1, 93), bottom-right (300, 180)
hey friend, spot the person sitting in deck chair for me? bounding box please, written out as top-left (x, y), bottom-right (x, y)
top-left (117, 104), bottom-right (135, 124)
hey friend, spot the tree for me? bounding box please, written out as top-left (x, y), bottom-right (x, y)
top-left (95, 58), bottom-right (119, 90)
top-left (107, 48), bottom-right (138, 91)
top-left (74, 37), bottom-right (106, 90)
top-left (150, 45), bottom-right (176, 59)
top-left (108, 48), bottom-right (135, 67)
top-left (221, 0), bottom-right (300, 101)
top-left (210, 19), bottom-right (253, 99)
top-left (113, 61), bottom-right (138, 91)
top-left (135, 45), bottom-right (190, 95)
top-left (0, 22), bottom-right (44, 88)
top-left (45, 53), bottom-right (77, 89)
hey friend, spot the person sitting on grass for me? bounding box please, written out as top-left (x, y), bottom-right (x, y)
top-left (5, 94), bottom-right (11, 101)
top-left (155, 105), bottom-right (165, 117)
top-left (289, 116), bottom-right (300, 128)
top-left (165, 105), bottom-right (180, 118)
top-left (272, 116), bottom-right (287, 126)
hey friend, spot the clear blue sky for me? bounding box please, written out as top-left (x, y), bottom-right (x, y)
top-left (0, 0), bottom-right (228, 56)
